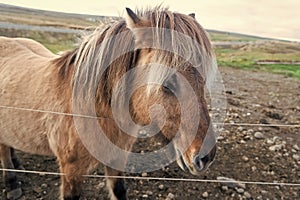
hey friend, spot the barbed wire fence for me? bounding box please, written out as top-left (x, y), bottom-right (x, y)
top-left (0, 104), bottom-right (299, 190)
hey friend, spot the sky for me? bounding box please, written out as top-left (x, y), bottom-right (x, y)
top-left (1, 0), bottom-right (300, 41)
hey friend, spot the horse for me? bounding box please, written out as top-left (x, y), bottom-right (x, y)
top-left (0, 7), bottom-right (217, 200)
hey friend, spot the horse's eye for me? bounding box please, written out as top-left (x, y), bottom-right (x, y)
top-left (163, 75), bottom-right (178, 94)
top-left (162, 84), bottom-right (175, 94)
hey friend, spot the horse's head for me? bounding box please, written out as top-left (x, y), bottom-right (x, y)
top-left (125, 8), bottom-right (217, 175)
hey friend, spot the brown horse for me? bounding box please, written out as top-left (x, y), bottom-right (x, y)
top-left (0, 7), bottom-right (217, 200)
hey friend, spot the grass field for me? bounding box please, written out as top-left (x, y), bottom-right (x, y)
top-left (1, 3), bottom-right (300, 79)
top-left (214, 40), bottom-right (300, 78)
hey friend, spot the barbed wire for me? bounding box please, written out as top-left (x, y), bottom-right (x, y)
top-left (0, 105), bottom-right (299, 188)
top-left (0, 168), bottom-right (299, 187)
top-left (0, 105), bottom-right (299, 128)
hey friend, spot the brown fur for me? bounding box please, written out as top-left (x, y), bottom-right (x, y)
top-left (0, 7), bottom-right (216, 200)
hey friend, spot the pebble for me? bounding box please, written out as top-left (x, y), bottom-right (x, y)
top-left (166, 193), bottom-right (175, 200)
top-left (41, 183), bottom-right (48, 188)
top-left (221, 186), bottom-right (228, 191)
top-left (235, 188), bottom-right (244, 194)
top-left (146, 191), bottom-right (153, 196)
top-left (244, 135), bottom-right (252, 140)
top-left (33, 186), bottom-right (42, 193)
top-left (244, 191), bottom-right (251, 198)
top-left (292, 154), bottom-right (300, 161)
top-left (254, 132), bottom-right (265, 139)
top-left (266, 136), bottom-right (281, 144)
top-left (261, 190), bottom-right (268, 195)
top-left (251, 166), bottom-right (257, 171)
top-left (96, 182), bottom-right (105, 189)
top-left (293, 144), bottom-right (300, 151)
top-left (217, 136), bottom-right (225, 141)
top-left (239, 139), bottom-right (246, 144)
top-left (142, 194), bottom-right (148, 198)
top-left (269, 144), bottom-right (283, 151)
top-left (217, 177), bottom-right (246, 189)
top-left (158, 184), bottom-right (164, 190)
top-left (242, 155), bottom-right (249, 162)
top-left (202, 191), bottom-right (209, 198)
top-left (247, 129), bottom-right (254, 134)
top-left (237, 126), bottom-right (243, 132)
top-left (141, 172), bottom-right (147, 177)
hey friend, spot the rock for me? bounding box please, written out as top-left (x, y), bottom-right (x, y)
top-left (202, 191), bottom-right (209, 198)
top-left (254, 132), bottom-right (265, 139)
top-left (266, 136), bottom-right (281, 144)
top-left (239, 139), bottom-right (246, 144)
top-left (221, 186), bottom-right (228, 191)
top-left (244, 135), bottom-right (252, 140)
top-left (217, 136), bottom-right (225, 141)
top-left (242, 156), bottom-right (249, 162)
top-left (33, 186), bottom-right (42, 193)
top-left (293, 144), bottom-right (300, 151)
top-left (142, 194), bottom-right (148, 198)
top-left (244, 191), bottom-right (251, 198)
top-left (237, 126), bottom-right (243, 132)
top-left (141, 172), bottom-right (147, 177)
top-left (166, 193), bottom-right (175, 200)
top-left (247, 129), bottom-right (254, 134)
top-left (235, 188), bottom-right (244, 194)
top-left (292, 154), bottom-right (300, 161)
top-left (217, 177), bottom-right (246, 189)
top-left (41, 183), bottom-right (48, 188)
top-left (138, 129), bottom-right (147, 137)
top-left (96, 182), bottom-right (105, 189)
top-left (269, 144), bottom-right (283, 151)
top-left (261, 190), bottom-right (268, 195)
top-left (146, 191), bottom-right (153, 196)
top-left (158, 184), bottom-right (164, 190)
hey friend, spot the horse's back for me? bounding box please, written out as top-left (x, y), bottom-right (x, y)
top-left (0, 36), bottom-right (54, 57)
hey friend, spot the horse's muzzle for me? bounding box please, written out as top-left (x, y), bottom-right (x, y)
top-left (177, 144), bottom-right (217, 175)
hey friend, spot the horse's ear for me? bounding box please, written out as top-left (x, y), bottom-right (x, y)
top-left (188, 13), bottom-right (195, 19)
top-left (125, 7), bottom-right (141, 29)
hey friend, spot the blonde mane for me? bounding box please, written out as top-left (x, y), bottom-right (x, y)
top-left (54, 7), bottom-right (215, 108)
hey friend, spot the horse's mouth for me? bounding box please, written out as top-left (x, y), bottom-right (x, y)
top-left (176, 148), bottom-right (216, 175)
top-left (176, 150), bottom-right (189, 172)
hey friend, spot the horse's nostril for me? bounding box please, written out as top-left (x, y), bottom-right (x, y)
top-left (194, 155), bottom-right (205, 171)
top-left (194, 154), bottom-right (212, 171)
top-left (201, 154), bottom-right (210, 164)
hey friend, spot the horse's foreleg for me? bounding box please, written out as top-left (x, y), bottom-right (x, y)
top-left (58, 150), bottom-right (98, 200)
top-left (0, 145), bottom-right (22, 199)
top-left (105, 166), bottom-right (127, 200)
top-left (59, 161), bottom-right (83, 200)
top-left (10, 148), bottom-right (23, 170)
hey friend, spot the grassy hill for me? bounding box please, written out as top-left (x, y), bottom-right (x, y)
top-left (1, 3), bottom-right (299, 78)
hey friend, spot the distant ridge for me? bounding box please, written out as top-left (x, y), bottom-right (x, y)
top-left (0, 3), bottom-right (107, 20)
